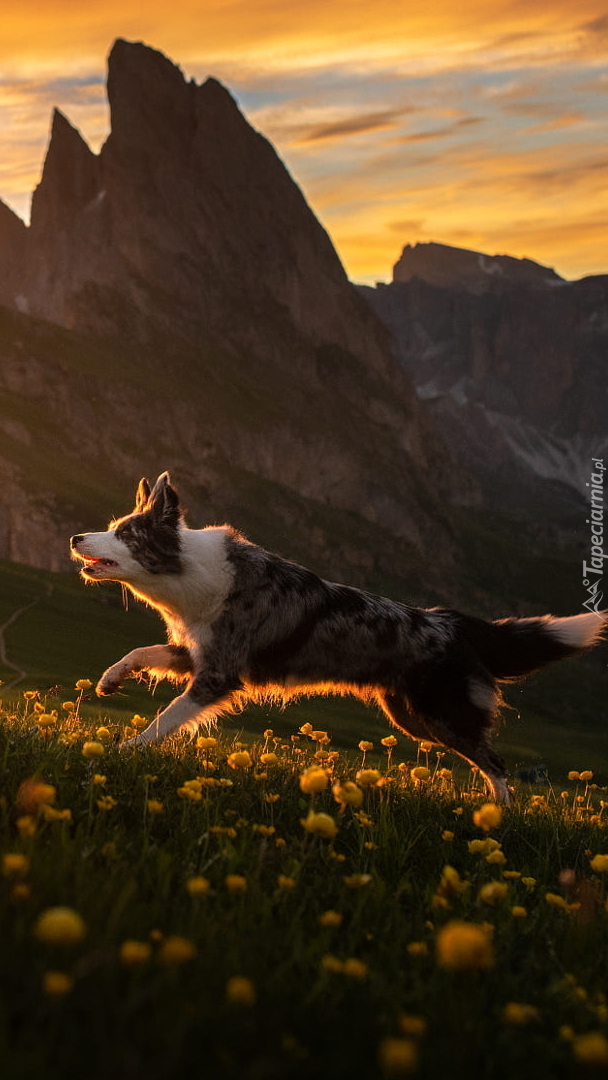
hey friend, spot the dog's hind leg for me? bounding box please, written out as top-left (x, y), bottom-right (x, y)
top-left (378, 692), bottom-right (437, 743)
top-left (97, 644), bottom-right (193, 696)
top-left (378, 691), bottom-right (510, 803)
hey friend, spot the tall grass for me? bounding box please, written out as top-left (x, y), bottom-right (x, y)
top-left (1, 687), bottom-right (608, 1080)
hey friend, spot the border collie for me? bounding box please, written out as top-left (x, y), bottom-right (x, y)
top-left (70, 473), bottom-right (605, 801)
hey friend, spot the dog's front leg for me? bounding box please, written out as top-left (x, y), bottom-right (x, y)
top-left (123, 669), bottom-right (240, 747)
top-left (97, 644), bottom-right (193, 696)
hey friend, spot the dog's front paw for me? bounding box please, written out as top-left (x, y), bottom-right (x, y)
top-left (96, 664), bottom-right (128, 696)
top-left (122, 732), bottom-right (152, 750)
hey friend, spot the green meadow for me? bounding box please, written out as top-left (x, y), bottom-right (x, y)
top-left (1, 558), bottom-right (608, 1078)
top-left (1, 698), bottom-right (608, 1080)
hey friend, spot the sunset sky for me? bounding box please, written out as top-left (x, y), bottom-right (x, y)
top-left (0, 1), bottom-right (606, 284)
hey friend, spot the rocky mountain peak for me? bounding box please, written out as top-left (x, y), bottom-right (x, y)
top-left (30, 108), bottom-right (100, 236)
top-left (393, 241), bottom-right (563, 293)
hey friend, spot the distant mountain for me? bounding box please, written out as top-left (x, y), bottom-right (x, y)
top-left (0, 40), bottom-right (454, 603)
top-left (360, 243), bottom-right (608, 517)
top-left (393, 241), bottom-right (563, 292)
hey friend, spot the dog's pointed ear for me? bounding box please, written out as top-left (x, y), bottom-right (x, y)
top-left (134, 478), bottom-right (151, 513)
top-left (149, 472), bottom-right (182, 528)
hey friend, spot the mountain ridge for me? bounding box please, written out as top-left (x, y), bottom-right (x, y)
top-left (0, 39), bottom-right (457, 602)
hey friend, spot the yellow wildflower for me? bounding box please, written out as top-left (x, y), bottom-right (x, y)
top-left (158, 936), bottom-right (197, 964)
top-left (186, 875), bottom-right (210, 896)
top-left (407, 941), bottom-right (428, 957)
top-left (567, 771), bottom-right (580, 781)
top-left (572, 1032), bottom-right (608, 1066)
top-left (358, 740), bottom-right (374, 752)
top-left (301, 811), bottom-right (338, 839)
top-left (196, 736), bottom-right (218, 750)
top-left (34, 907), bottom-right (86, 946)
top-left (2, 853), bottom-right (29, 877)
top-left (226, 976), bottom-right (256, 1005)
top-left (589, 854), bottom-right (608, 873)
top-left (260, 752), bottom-right (279, 766)
top-left (410, 766), bottom-right (431, 783)
top-left (479, 881), bottom-right (509, 905)
top-left (299, 767), bottom-right (329, 794)
top-left (300, 723), bottom-right (314, 736)
top-left (343, 957), bottom-right (368, 980)
top-left (277, 875), bottom-right (296, 890)
top-left (147, 799), bottom-right (164, 815)
top-left (92, 774), bottom-right (107, 786)
top-left (442, 830), bottom-right (454, 842)
top-left (435, 865), bottom-right (468, 905)
top-left (95, 727), bottom-right (111, 741)
top-left (436, 920), bottom-right (494, 970)
top-left (473, 803), bottom-right (502, 831)
top-left (37, 713), bottom-right (57, 729)
top-left (522, 877), bottom-right (536, 889)
top-left (511, 906), bottom-right (528, 918)
top-left (251, 824), bottom-right (275, 837)
top-left (319, 910), bottom-right (343, 927)
top-left (381, 736), bottom-right (398, 748)
top-left (225, 874), bottom-right (247, 892)
top-left (332, 781), bottom-right (364, 808)
top-left (96, 796), bottom-right (117, 811)
top-left (265, 793), bottom-right (280, 803)
top-left (16, 815), bottom-right (36, 838)
top-left (311, 730), bottom-right (330, 744)
top-left (16, 779), bottom-right (56, 813)
top-left (43, 971), bottom-right (74, 996)
top-left (545, 892), bottom-right (581, 913)
top-left (177, 779), bottom-right (203, 801)
top-left (579, 770), bottom-right (594, 782)
top-left (486, 849), bottom-right (507, 866)
top-left (227, 750), bottom-right (252, 770)
top-left (503, 1002), bottom-right (540, 1025)
top-left (41, 805), bottom-right (72, 823)
top-left (119, 940), bottom-right (152, 965)
top-left (343, 873), bottom-right (372, 888)
top-left (468, 838), bottom-right (501, 855)
top-left (82, 741), bottom-right (105, 759)
top-left (398, 1015), bottom-right (427, 1037)
top-left (75, 679), bottom-right (92, 690)
top-left (356, 768), bottom-right (382, 787)
top-left (378, 1036), bottom-right (418, 1076)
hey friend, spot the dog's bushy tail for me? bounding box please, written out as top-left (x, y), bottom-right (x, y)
top-left (459, 611), bottom-right (606, 680)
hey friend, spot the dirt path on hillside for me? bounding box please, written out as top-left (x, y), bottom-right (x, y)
top-left (0, 585), bottom-right (53, 691)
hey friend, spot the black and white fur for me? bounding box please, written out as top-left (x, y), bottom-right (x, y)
top-left (70, 473), bottom-right (606, 801)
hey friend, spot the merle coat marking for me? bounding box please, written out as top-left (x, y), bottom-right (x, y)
top-left (70, 473), bottom-right (606, 801)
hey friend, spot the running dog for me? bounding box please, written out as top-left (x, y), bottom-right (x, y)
top-left (70, 472), bottom-right (605, 800)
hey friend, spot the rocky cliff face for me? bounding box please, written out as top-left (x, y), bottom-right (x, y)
top-left (0, 200), bottom-right (27, 309)
top-left (360, 247), bottom-right (608, 515)
top-left (0, 40), bottom-right (454, 597)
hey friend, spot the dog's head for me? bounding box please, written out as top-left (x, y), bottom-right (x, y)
top-left (70, 472), bottom-right (183, 583)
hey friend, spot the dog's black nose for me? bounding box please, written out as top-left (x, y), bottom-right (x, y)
top-left (71, 534), bottom-right (84, 548)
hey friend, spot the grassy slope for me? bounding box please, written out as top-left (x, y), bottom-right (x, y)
top-left (1, 712), bottom-right (608, 1080)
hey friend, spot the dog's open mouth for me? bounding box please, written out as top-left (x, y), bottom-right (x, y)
top-left (79, 556), bottom-right (118, 570)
